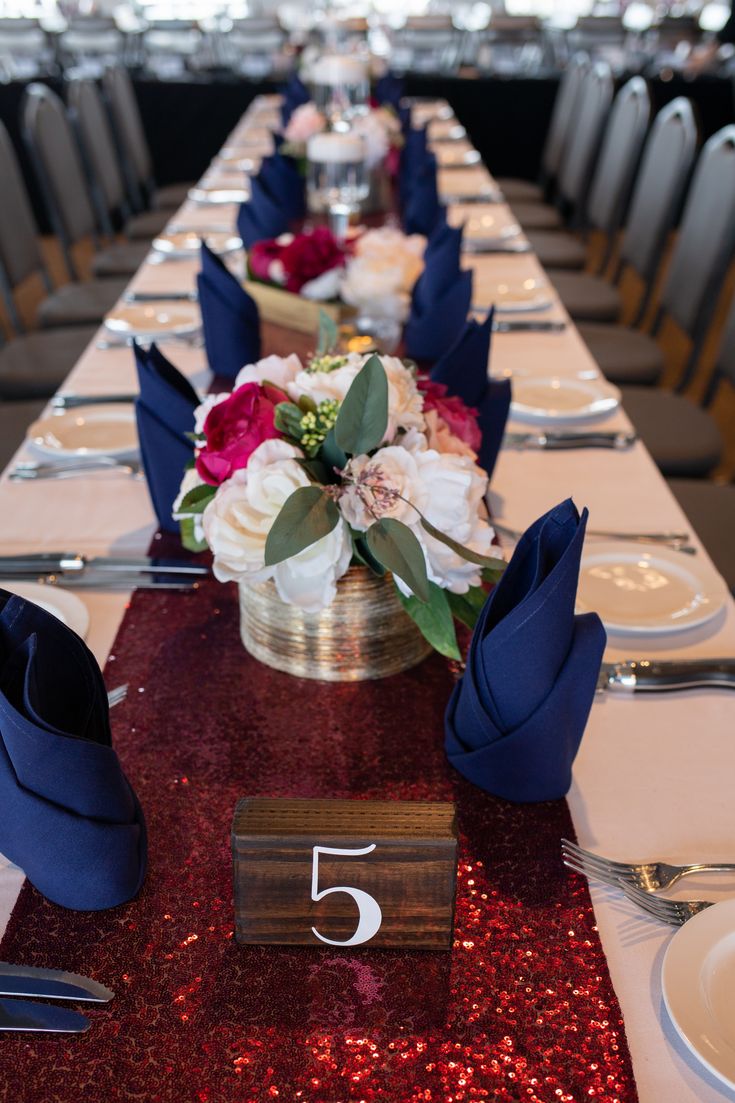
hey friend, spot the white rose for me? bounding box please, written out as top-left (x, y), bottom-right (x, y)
top-left (235, 353), bottom-right (303, 391)
top-left (340, 256), bottom-right (411, 322)
top-left (300, 267), bottom-right (344, 301)
top-left (381, 355), bottom-right (425, 439)
top-left (193, 392), bottom-right (228, 436)
top-left (340, 444), bottom-right (427, 531)
top-left (354, 226), bottom-right (425, 292)
top-left (288, 361), bottom-right (361, 408)
top-left (272, 520), bottom-right (352, 612)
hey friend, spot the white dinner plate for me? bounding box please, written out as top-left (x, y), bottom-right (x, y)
top-left (0, 580), bottom-right (89, 638)
top-left (662, 899), bottom-right (735, 1092)
top-left (577, 542), bottom-right (728, 635)
top-left (152, 231), bottom-right (243, 258)
top-left (451, 207), bottom-right (521, 242)
top-left (492, 279), bottom-right (554, 313)
top-left (104, 303), bottom-right (200, 340)
top-left (510, 376), bottom-right (620, 423)
top-left (188, 186), bottom-right (251, 205)
top-left (428, 119), bottom-right (466, 141)
top-left (435, 146), bottom-right (481, 167)
top-left (27, 405), bottom-right (138, 459)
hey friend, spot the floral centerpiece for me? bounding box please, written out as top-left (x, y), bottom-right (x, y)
top-left (175, 320), bottom-right (504, 678)
top-left (283, 101), bottom-right (402, 173)
top-left (248, 225), bottom-right (424, 324)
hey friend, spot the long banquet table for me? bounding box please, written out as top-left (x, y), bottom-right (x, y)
top-left (0, 95), bottom-right (734, 1103)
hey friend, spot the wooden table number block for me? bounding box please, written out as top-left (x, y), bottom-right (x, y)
top-left (232, 798), bottom-right (457, 949)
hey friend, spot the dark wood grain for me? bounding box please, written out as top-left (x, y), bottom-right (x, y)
top-left (232, 798), bottom-right (457, 949)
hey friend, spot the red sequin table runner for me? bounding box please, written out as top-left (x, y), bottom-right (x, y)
top-left (0, 574), bottom-right (637, 1103)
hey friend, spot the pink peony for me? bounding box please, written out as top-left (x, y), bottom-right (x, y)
top-left (279, 227), bottom-right (348, 293)
top-left (283, 102), bottom-right (326, 144)
top-left (248, 238), bottom-right (285, 284)
top-left (195, 383), bottom-right (281, 486)
top-left (418, 379), bottom-right (482, 452)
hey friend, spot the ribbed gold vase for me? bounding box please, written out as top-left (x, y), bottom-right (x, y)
top-left (238, 566), bottom-right (433, 681)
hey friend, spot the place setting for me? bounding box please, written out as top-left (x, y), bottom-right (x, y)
top-left (96, 302), bottom-right (203, 349)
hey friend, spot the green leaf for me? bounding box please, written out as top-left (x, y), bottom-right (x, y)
top-left (178, 483), bottom-right (216, 515)
top-left (297, 394), bottom-right (318, 415)
top-left (366, 518), bottom-right (429, 603)
top-left (321, 427), bottom-right (348, 476)
top-left (297, 457), bottom-right (331, 483)
top-left (274, 402), bottom-right (304, 439)
top-left (180, 517), bottom-right (208, 553)
top-left (420, 516), bottom-right (506, 574)
top-left (447, 585), bottom-right (487, 630)
top-left (264, 486), bottom-right (341, 566)
top-left (334, 354), bottom-right (388, 456)
top-left (350, 531), bottom-right (386, 576)
top-left (317, 309), bottom-right (338, 355)
top-left (481, 564), bottom-right (505, 585)
top-left (396, 581), bottom-right (461, 660)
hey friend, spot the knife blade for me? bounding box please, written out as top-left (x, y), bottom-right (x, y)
top-left (504, 430), bottom-right (637, 450)
top-left (463, 241), bottom-right (532, 255)
top-left (51, 394), bottom-right (138, 410)
top-left (0, 554), bottom-right (208, 576)
top-left (123, 291), bottom-right (198, 304)
top-left (493, 320), bottom-right (567, 333)
top-left (0, 963), bottom-right (113, 1003)
top-left (0, 998), bottom-right (89, 1033)
top-left (37, 573), bottom-right (201, 591)
top-left (598, 659), bottom-right (735, 693)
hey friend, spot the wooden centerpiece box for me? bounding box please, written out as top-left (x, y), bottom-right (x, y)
top-left (232, 797), bottom-right (457, 949)
top-left (243, 280), bottom-right (355, 336)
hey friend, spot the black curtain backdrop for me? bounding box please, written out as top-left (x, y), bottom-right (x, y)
top-left (0, 72), bottom-right (732, 232)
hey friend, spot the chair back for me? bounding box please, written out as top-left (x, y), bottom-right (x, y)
top-left (703, 293), bottom-right (735, 404)
top-left (540, 52), bottom-right (589, 180)
top-left (585, 76), bottom-right (650, 237)
top-left (102, 64), bottom-right (152, 207)
top-left (68, 78), bottom-right (127, 221)
top-left (619, 97), bottom-right (697, 288)
top-left (0, 120), bottom-right (44, 291)
top-left (22, 84), bottom-right (98, 278)
top-left (557, 60), bottom-right (614, 212)
top-left (660, 125), bottom-right (735, 385)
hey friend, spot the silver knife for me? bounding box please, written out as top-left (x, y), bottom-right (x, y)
top-left (463, 241), bottom-right (531, 255)
top-left (504, 430), bottom-right (637, 450)
top-left (0, 998), bottom-right (89, 1033)
top-left (0, 553), bottom-right (208, 576)
top-left (0, 963), bottom-right (113, 1003)
top-left (52, 394), bottom-right (137, 410)
top-left (36, 573), bottom-right (200, 591)
top-left (598, 659), bottom-right (735, 693)
top-left (123, 291), bottom-right (198, 304)
top-left (493, 320), bottom-right (566, 333)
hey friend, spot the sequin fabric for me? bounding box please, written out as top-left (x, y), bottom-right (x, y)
top-left (0, 568), bottom-right (637, 1103)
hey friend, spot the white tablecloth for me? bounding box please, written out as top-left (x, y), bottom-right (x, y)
top-left (1, 94), bottom-right (734, 1103)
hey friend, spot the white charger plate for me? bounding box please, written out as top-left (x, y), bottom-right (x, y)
top-left (663, 899), bottom-right (735, 1092)
top-left (492, 279), bottom-right (554, 313)
top-left (577, 542), bottom-right (728, 635)
top-left (0, 580), bottom-right (89, 638)
top-left (188, 186), bottom-right (251, 205)
top-left (152, 231), bottom-right (242, 258)
top-left (510, 376), bottom-right (620, 423)
top-left (27, 405), bottom-right (138, 459)
top-left (104, 303), bottom-right (200, 339)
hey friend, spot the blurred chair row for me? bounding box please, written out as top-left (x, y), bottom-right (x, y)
top-left (502, 54), bottom-right (734, 590)
top-left (0, 64), bottom-right (190, 434)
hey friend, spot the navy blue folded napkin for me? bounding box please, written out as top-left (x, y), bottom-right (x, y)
top-left (413, 221), bottom-right (463, 314)
top-left (0, 590), bottom-right (147, 910)
top-left (280, 75), bottom-right (310, 127)
top-left (430, 310), bottom-right (510, 480)
top-left (404, 269), bottom-right (472, 362)
top-left (402, 154), bottom-right (442, 237)
top-left (258, 153), bottom-right (305, 220)
top-left (375, 73), bottom-right (403, 110)
top-left (237, 175), bottom-right (292, 248)
top-left (197, 241), bottom-right (261, 381)
top-left (445, 499), bottom-right (606, 803)
top-left (134, 342), bottom-right (197, 534)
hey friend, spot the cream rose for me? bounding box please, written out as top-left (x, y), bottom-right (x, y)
top-left (235, 353), bottom-right (303, 392)
top-left (340, 444), bottom-right (427, 531)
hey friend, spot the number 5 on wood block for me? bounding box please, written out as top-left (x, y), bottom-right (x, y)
top-left (232, 798), bottom-right (458, 949)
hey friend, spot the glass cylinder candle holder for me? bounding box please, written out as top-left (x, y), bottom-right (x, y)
top-left (311, 54), bottom-right (369, 129)
top-left (306, 132), bottom-right (368, 239)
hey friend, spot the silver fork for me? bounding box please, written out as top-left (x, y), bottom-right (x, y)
top-left (9, 459), bottom-right (142, 481)
top-left (561, 838), bottom-right (735, 892)
top-left (617, 880), bottom-right (713, 925)
top-left (107, 684), bottom-right (128, 708)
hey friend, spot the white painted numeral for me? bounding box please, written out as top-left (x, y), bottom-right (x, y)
top-left (310, 844), bottom-right (383, 946)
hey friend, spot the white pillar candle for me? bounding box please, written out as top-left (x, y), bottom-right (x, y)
top-left (315, 54), bottom-right (369, 86)
top-left (307, 132), bottom-right (365, 164)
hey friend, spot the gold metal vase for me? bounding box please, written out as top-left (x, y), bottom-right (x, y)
top-left (238, 566), bottom-right (433, 681)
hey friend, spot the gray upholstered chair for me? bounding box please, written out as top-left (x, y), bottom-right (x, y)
top-left (0, 118), bottom-right (114, 337)
top-left (67, 79), bottom-right (168, 243)
top-left (528, 76), bottom-right (650, 272)
top-left (667, 479), bottom-right (735, 595)
top-left (22, 83), bottom-right (149, 283)
top-left (102, 65), bottom-right (193, 214)
top-left (622, 270), bottom-right (735, 478)
top-left (0, 398), bottom-right (47, 470)
top-left (549, 97), bottom-right (697, 336)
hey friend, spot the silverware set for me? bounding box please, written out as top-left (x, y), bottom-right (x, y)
top-left (493, 519), bottom-right (693, 553)
top-left (95, 332), bottom-right (203, 350)
top-left (0, 962), bottom-right (113, 1033)
top-left (0, 552), bottom-right (208, 590)
top-left (51, 393), bottom-right (138, 410)
top-left (562, 839), bottom-right (730, 926)
top-left (503, 430), bottom-right (635, 451)
top-left (9, 458), bottom-right (143, 481)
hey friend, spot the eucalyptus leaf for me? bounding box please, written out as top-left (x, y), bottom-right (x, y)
top-left (297, 457), bottom-right (331, 483)
top-left (317, 308), bottom-right (338, 355)
top-left (447, 585), bottom-right (487, 630)
top-left (420, 516), bottom-right (505, 574)
top-left (365, 518), bottom-right (429, 603)
top-left (321, 427), bottom-right (348, 476)
top-left (180, 517), bottom-right (208, 553)
top-left (334, 354), bottom-right (388, 456)
top-left (481, 564), bottom-right (505, 585)
top-left (264, 485), bottom-right (341, 566)
top-left (178, 483), bottom-right (216, 515)
top-left (297, 394), bottom-right (318, 415)
top-left (396, 582), bottom-right (461, 660)
top-left (274, 402), bottom-right (304, 439)
top-left (350, 531), bottom-right (386, 576)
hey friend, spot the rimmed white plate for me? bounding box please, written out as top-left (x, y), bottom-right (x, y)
top-left (510, 376), bottom-right (620, 423)
top-left (577, 542), bottom-right (728, 635)
top-left (454, 209), bottom-right (521, 242)
top-left (0, 580), bottom-right (89, 638)
top-left (188, 186), bottom-right (251, 205)
top-left (152, 231), bottom-right (242, 258)
top-left (428, 120), bottom-right (466, 141)
top-left (104, 303), bottom-right (200, 340)
top-left (27, 405), bottom-right (138, 459)
top-left (663, 899), bottom-right (735, 1092)
top-left (435, 146), bottom-right (482, 168)
top-left (492, 279), bottom-right (554, 313)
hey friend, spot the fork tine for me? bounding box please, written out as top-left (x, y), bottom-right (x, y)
top-left (562, 855), bottom-right (621, 889)
top-left (561, 839), bottom-right (635, 874)
top-left (618, 882), bottom-right (684, 922)
top-left (561, 845), bottom-right (633, 877)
